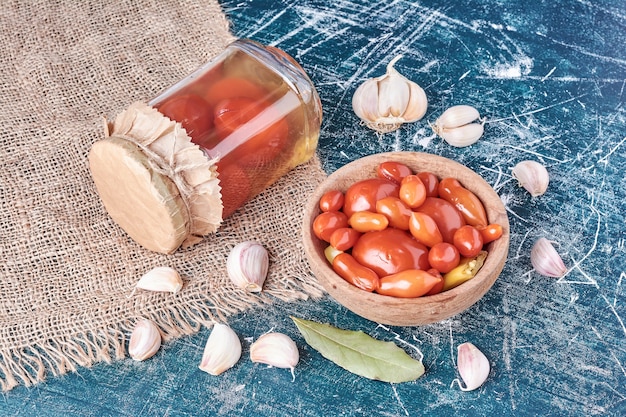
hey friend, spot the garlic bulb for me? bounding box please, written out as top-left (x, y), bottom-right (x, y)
top-left (455, 342), bottom-right (490, 391)
top-left (136, 266), bottom-right (183, 294)
top-left (531, 237), bottom-right (567, 277)
top-left (227, 241), bottom-right (269, 292)
top-left (511, 160), bottom-right (549, 197)
top-left (432, 105), bottom-right (484, 147)
top-left (250, 332), bottom-right (299, 379)
top-left (352, 55), bottom-right (428, 133)
top-left (128, 319), bottom-right (162, 361)
top-left (199, 323), bottom-right (242, 376)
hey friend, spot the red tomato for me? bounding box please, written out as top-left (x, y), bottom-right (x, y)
top-left (375, 196), bottom-right (412, 230)
top-left (204, 77), bottom-right (268, 108)
top-left (408, 212), bottom-right (443, 248)
top-left (428, 242), bottom-right (461, 274)
top-left (417, 171), bottom-right (439, 197)
top-left (453, 225), bottom-right (484, 258)
top-left (399, 175), bottom-right (427, 208)
top-left (210, 97), bottom-right (289, 168)
top-left (332, 253), bottom-right (379, 292)
top-left (416, 197), bottom-right (466, 243)
top-left (342, 178), bottom-right (399, 217)
top-left (216, 162), bottom-right (251, 218)
top-left (477, 223), bottom-right (503, 244)
top-left (329, 227), bottom-right (362, 251)
top-left (348, 211), bottom-right (389, 233)
top-left (376, 161), bottom-right (413, 184)
top-left (313, 211), bottom-right (349, 242)
top-left (157, 94), bottom-right (213, 142)
top-left (376, 270), bottom-right (442, 298)
top-left (319, 190), bottom-right (345, 212)
top-left (438, 177), bottom-right (488, 227)
top-left (352, 228), bottom-right (430, 277)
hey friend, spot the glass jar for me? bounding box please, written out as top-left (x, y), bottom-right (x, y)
top-left (149, 39), bottom-right (322, 217)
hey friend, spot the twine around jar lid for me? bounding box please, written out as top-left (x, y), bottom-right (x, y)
top-left (88, 102), bottom-right (223, 254)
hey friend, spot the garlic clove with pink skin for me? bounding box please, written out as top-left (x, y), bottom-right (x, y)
top-left (129, 319), bottom-right (162, 361)
top-left (199, 323), bottom-right (242, 376)
top-left (531, 237), bottom-right (567, 277)
top-left (511, 160), bottom-right (549, 197)
top-left (227, 241), bottom-right (269, 293)
top-left (250, 332), bottom-right (299, 380)
top-left (455, 342), bottom-right (490, 391)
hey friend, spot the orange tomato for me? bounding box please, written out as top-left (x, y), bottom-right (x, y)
top-left (203, 77), bottom-right (268, 108)
top-left (375, 196), bottom-right (412, 230)
top-left (332, 253), bottom-right (379, 292)
top-left (416, 197), bottom-right (466, 244)
top-left (319, 190), bottom-right (345, 212)
top-left (428, 242), bottom-right (461, 273)
top-left (157, 94), bottom-right (213, 143)
top-left (453, 225), bottom-right (484, 258)
top-left (352, 228), bottom-right (430, 277)
top-left (377, 269), bottom-right (442, 298)
top-left (438, 177), bottom-right (488, 227)
top-left (477, 223), bottom-right (503, 244)
top-left (417, 171), bottom-right (439, 197)
top-left (210, 97), bottom-right (289, 168)
top-left (399, 175), bottom-right (427, 208)
top-left (348, 211), bottom-right (389, 233)
top-left (343, 178), bottom-right (399, 217)
top-left (329, 227), bottom-right (362, 251)
top-left (312, 211), bottom-right (349, 242)
top-left (408, 212), bottom-right (444, 248)
top-left (376, 161), bottom-right (413, 184)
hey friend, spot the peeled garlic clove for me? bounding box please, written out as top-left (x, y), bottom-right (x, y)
top-left (352, 55), bottom-right (428, 134)
top-left (136, 266), bottom-right (183, 294)
top-left (438, 123), bottom-right (484, 148)
top-left (227, 241), bottom-right (269, 292)
top-left (456, 342), bottom-right (490, 391)
top-left (511, 160), bottom-right (549, 197)
top-left (250, 332), bottom-right (299, 372)
top-left (129, 319), bottom-right (162, 361)
top-left (199, 323), bottom-right (242, 376)
top-left (433, 105), bottom-right (480, 132)
top-left (531, 237), bottom-right (567, 277)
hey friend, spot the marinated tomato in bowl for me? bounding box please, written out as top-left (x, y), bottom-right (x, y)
top-left (312, 161), bottom-right (504, 298)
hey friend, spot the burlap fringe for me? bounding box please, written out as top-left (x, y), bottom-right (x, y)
top-left (0, 295), bottom-right (258, 391)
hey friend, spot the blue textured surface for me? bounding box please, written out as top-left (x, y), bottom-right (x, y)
top-left (2, 1), bottom-right (625, 416)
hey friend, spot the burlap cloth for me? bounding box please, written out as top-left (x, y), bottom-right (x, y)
top-left (0, 1), bottom-right (326, 391)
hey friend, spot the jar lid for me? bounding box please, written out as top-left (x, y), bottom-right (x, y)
top-left (88, 102), bottom-right (223, 254)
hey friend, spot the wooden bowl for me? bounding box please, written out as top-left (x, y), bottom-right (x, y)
top-left (302, 152), bottom-right (509, 326)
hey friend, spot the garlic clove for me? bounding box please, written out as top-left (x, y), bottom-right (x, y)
top-left (352, 55), bottom-right (428, 133)
top-left (456, 342), bottom-right (490, 391)
top-left (227, 241), bottom-right (269, 292)
top-left (136, 266), bottom-right (183, 294)
top-left (433, 105), bottom-right (481, 132)
top-left (511, 160), bottom-right (549, 197)
top-left (250, 332), bottom-right (299, 376)
top-left (531, 237), bottom-right (567, 277)
top-left (439, 123), bottom-right (484, 147)
top-left (199, 323), bottom-right (242, 376)
top-left (128, 319), bottom-right (162, 361)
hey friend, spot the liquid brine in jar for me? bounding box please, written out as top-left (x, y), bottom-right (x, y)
top-left (88, 39), bottom-right (322, 253)
top-left (150, 40), bottom-right (322, 217)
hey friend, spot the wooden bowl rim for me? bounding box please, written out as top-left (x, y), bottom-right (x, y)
top-left (302, 151), bottom-right (510, 326)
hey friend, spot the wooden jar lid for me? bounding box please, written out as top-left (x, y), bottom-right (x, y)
top-left (88, 102), bottom-right (223, 254)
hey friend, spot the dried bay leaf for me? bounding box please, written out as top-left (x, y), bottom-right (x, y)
top-left (291, 317), bottom-right (424, 383)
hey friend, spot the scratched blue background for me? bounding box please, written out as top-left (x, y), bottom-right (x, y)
top-left (2, 1), bottom-right (625, 416)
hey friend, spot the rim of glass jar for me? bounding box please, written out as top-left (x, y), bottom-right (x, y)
top-left (230, 39), bottom-right (322, 123)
